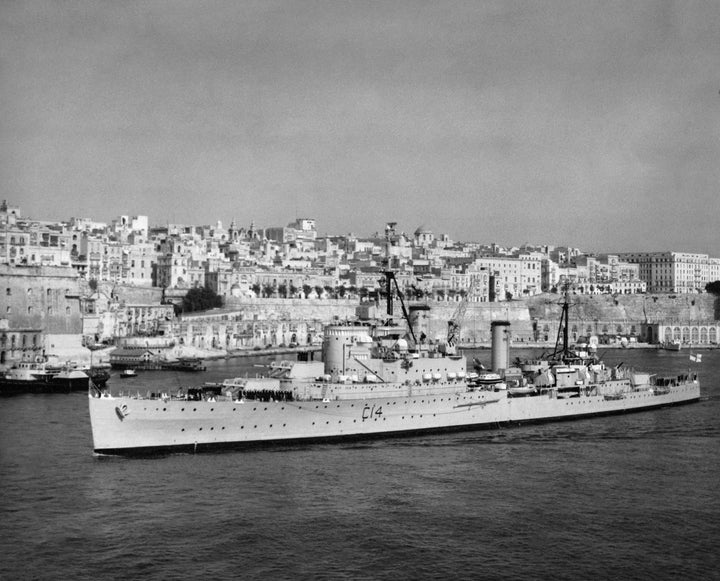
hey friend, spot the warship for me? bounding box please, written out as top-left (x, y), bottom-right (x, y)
top-left (88, 277), bottom-right (701, 455)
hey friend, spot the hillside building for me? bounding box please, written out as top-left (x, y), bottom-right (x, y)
top-left (619, 252), bottom-right (709, 293)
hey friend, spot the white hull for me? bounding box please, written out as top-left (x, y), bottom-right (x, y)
top-left (89, 379), bottom-right (700, 455)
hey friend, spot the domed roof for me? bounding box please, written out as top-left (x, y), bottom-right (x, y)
top-left (414, 225), bottom-right (433, 236)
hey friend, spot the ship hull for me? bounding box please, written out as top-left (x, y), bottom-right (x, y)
top-left (89, 380), bottom-right (701, 455)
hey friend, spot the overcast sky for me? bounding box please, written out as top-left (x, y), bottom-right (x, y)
top-left (2, 1), bottom-right (719, 254)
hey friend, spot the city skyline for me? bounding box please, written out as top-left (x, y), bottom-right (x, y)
top-left (5, 199), bottom-right (720, 262)
top-left (2, 1), bottom-right (719, 255)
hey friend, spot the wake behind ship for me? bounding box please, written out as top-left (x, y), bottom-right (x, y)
top-left (88, 282), bottom-right (701, 455)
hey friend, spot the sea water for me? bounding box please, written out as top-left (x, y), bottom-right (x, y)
top-left (1, 348), bottom-right (718, 580)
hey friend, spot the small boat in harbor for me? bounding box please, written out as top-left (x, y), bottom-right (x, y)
top-left (119, 369), bottom-right (137, 379)
top-left (660, 340), bottom-right (682, 351)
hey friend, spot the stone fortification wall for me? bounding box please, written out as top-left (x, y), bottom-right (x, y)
top-left (525, 293), bottom-right (718, 324)
top-left (110, 284), bottom-right (164, 305)
top-left (170, 298), bottom-right (360, 351)
top-left (422, 301), bottom-right (533, 344)
top-left (222, 297), bottom-right (359, 321)
top-left (220, 298), bottom-right (533, 344)
top-left (115, 294), bottom-right (720, 352)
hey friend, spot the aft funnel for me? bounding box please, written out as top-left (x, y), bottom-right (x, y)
top-left (491, 320), bottom-right (511, 373)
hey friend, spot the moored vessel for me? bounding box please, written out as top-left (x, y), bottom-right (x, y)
top-left (1, 359), bottom-right (59, 394)
top-left (1, 359), bottom-right (107, 394)
top-left (160, 357), bottom-right (206, 372)
top-left (88, 279), bottom-right (702, 455)
top-left (660, 339), bottom-right (683, 351)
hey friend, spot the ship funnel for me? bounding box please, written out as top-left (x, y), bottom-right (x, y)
top-left (491, 320), bottom-right (511, 373)
top-left (322, 325), bottom-right (373, 375)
